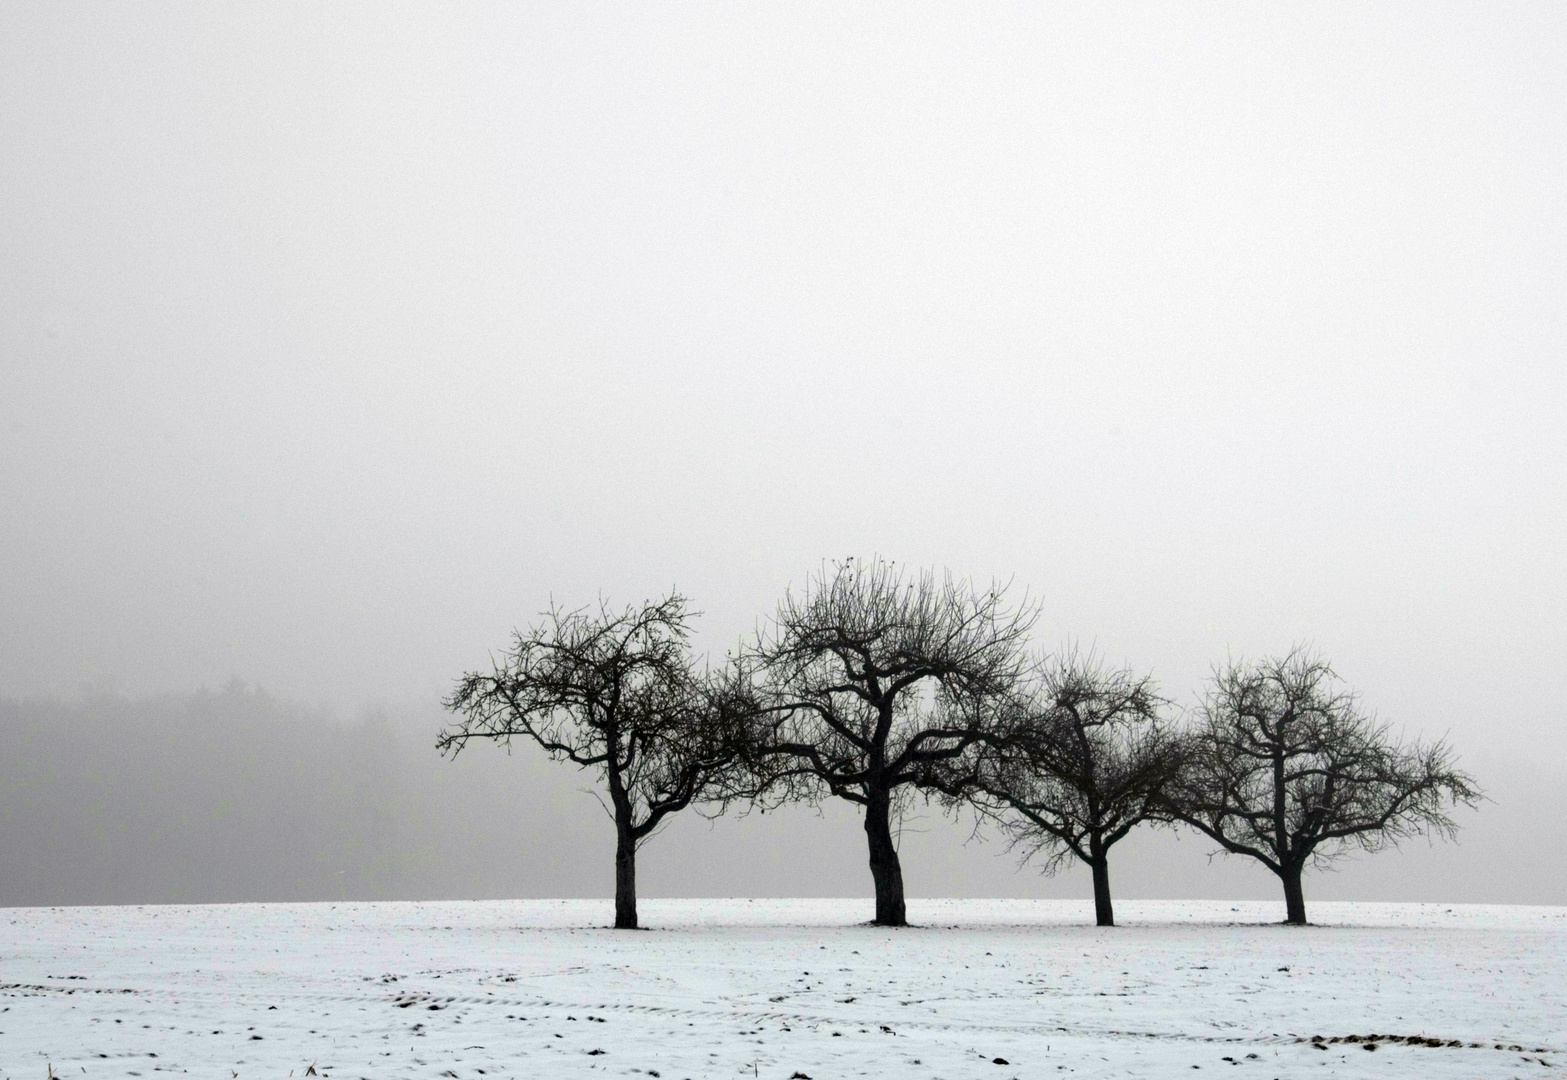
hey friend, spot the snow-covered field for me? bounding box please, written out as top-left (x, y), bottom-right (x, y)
top-left (3, 899), bottom-right (1563, 1079)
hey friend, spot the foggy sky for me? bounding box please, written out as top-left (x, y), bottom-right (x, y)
top-left (2, 5), bottom-right (1564, 904)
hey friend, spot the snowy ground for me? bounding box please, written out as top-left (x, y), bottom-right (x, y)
top-left (3, 898), bottom-right (1563, 1079)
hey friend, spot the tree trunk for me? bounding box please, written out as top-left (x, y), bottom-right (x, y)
top-left (614, 819), bottom-right (638, 930)
top-left (864, 788), bottom-right (907, 927)
top-left (1089, 835), bottom-right (1114, 927)
top-left (1281, 865), bottom-right (1307, 926)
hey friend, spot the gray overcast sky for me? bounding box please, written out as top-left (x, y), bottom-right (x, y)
top-left (3, 2), bottom-right (1565, 775)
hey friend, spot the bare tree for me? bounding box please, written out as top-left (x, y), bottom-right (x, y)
top-left (944, 649), bottom-right (1181, 927)
top-left (1168, 648), bottom-right (1480, 925)
top-left (440, 593), bottom-right (733, 929)
top-left (734, 559), bottom-right (1035, 926)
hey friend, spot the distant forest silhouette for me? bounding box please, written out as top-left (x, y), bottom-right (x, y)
top-left (0, 683), bottom-right (578, 906)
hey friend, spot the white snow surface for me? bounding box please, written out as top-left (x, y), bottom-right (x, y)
top-left (3, 898), bottom-right (1564, 1079)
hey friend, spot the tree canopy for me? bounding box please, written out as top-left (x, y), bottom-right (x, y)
top-left (950, 649), bottom-right (1181, 926)
top-left (735, 558), bottom-right (1036, 925)
top-left (1169, 648), bottom-right (1480, 924)
top-left (441, 593), bottom-right (736, 928)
